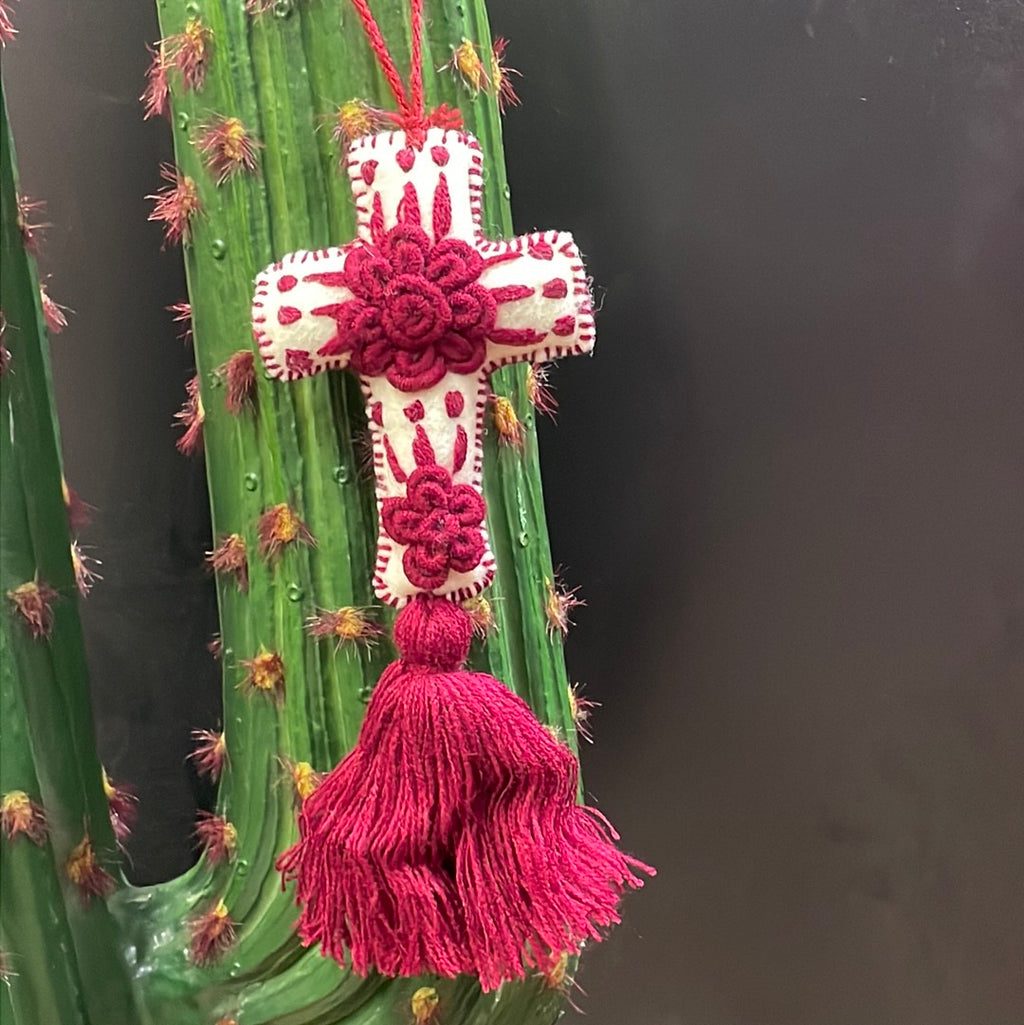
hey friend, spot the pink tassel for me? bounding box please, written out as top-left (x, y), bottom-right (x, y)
top-left (277, 594), bottom-right (652, 990)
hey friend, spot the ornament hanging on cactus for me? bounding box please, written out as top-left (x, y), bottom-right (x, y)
top-left (254, 0), bottom-right (652, 991)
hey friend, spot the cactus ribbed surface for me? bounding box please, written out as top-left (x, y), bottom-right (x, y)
top-left (1, 2), bottom-right (586, 1022)
top-left (0, 92), bottom-right (139, 1024)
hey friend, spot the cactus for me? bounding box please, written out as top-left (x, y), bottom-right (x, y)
top-left (0, 1), bottom-right (591, 1022)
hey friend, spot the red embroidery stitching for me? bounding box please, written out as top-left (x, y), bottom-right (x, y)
top-left (311, 217), bottom-right (497, 392)
top-left (277, 274), bottom-right (298, 292)
top-left (433, 173), bottom-right (452, 240)
top-left (286, 349), bottom-right (314, 374)
top-left (489, 327), bottom-right (547, 347)
top-left (453, 424), bottom-right (468, 472)
top-left (489, 284), bottom-right (534, 303)
top-left (411, 424), bottom-right (436, 466)
top-left (396, 146), bottom-right (415, 172)
top-left (444, 390), bottom-right (464, 418)
top-left (403, 400), bottom-right (425, 422)
top-left (383, 434), bottom-right (408, 483)
top-left (253, 132), bottom-right (598, 603)
top-left (380, 464), bottom-right (486, 590)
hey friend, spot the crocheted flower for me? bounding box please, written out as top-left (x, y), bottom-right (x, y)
top-left (315, 224), bottom-right (496, 392)
top-left (380, 464), bottom-right (486, 590)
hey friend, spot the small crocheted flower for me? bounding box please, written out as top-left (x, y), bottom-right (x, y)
top-left (315, 223), bottom-right (496, 392)
top-left (380, 464), bottom-right (486, 590)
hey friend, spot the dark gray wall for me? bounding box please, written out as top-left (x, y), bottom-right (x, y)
top-left (4, 2), bottom-right (1023, 1023)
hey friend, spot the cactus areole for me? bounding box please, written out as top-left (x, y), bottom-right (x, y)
top-left (257, 0), bottom-right (652, 992)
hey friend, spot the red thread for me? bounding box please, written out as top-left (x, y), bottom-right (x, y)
top-left (444, 390), bottom-right (464, 417)
top-left (361, 160), bottom-right (378, 184)
top-left (431, 145), bottom-right (450, 166)
top-left (383, 435), bottom-right (408, 483)
top-left (370, 401), bottom-right (383, 425)
top-left (433, 173), bottom-right (452, 240)
top-left (285, 349), bottom-right (314, 375)
top-left (277, 274), bottom-right (298, 292)
top-left (552, 316), bottom-right (575, 337)
top-left (348, 0), bottom-right (414, 120)
top-left (370, 193), bottom-right (385, 245)
top-left (396, 147), bottom-right (416, 173)
top-left (489, 327), bottom-right (547, 347)
top-left (307, 220), bottom-right (496, 392)
top-left (489, 285), bottom-right (534, 303)
top-left (345, 0), bottom-right (446, 147)
top-left (278, 306), bottom-right (302, 325)
top-left (397, 181), bottom-right (421, 226)
top-left (303, 271), bottom-right (349, 288)
top-left (403, 400), bottom-right (425, 422)
top-left (453, 425), bottom-right (468, 472)
top-left (412, 424), bottom-right (435, 466)
top-left (528, 239), bottom-right (554, 260)
top-left (381, 466), bottom-right (486, 589)
top-left (541, 278), bottom-right (567, 299)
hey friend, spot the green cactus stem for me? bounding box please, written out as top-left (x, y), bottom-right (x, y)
top-left (0, 87), bottom-right (141, 1025)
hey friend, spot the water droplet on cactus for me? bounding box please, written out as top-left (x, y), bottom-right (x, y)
top-left (274, 0), bottom-right (293, 16)
top-left (211, 239), bottom-right (228, 260)
top-left (176, 112), bottom-right (190, 131)
top-left (333, 465), bottom-right (351, 484)
top-left (287, 584), bottom-right (303, 602)
top-left (517, 530), bottom-right (530, 547)
top-left (243, 473), bottom-right (259, 491)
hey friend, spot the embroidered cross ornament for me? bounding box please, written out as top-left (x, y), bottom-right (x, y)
top-left (252, 0), bottom-right (650, 993)
top-left (253, 127), bottom-right (594, 604)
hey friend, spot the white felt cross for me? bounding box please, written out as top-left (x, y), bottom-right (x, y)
top-left (252, 128), bottom-right (594, 605)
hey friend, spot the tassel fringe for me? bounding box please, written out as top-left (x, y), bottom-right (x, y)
top-left (277, 594), bottom-right (652, 990)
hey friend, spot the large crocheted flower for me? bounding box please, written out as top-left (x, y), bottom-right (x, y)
top-left (380, 464), bottom-right (486, 590)
top-left (315, 223), bottom-right (496, 392)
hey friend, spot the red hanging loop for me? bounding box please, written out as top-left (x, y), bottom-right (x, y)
top-left (348, 0), bottom-right (456, 145)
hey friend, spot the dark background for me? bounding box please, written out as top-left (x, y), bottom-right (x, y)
top-left (5, 1), bottom-right (1024, 1022)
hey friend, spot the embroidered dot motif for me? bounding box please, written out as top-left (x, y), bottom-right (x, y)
top-left (361, 160), bottom-right (378, 185)
top-left (542, 278), bottom-right (568, 299)
top-left (404, 400), bottom-right (425, 422)
top-left (278, 306), bottom-right (302, 325)
top-left (278, 275), bottom-right (298, 293)
top-left (396, 147), bottom-right (415, 172)
top-left (431, 146), bottom-right (449, 167)
top-left (445, 390), bottom-right (464, 418)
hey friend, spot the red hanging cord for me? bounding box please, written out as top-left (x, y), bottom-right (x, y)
top-left (347, 0), bottom-right (461, 144)
top-left (407, 0), bottom-right (425, 126)
top-left (348, 0), bottom-right (423, 124)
